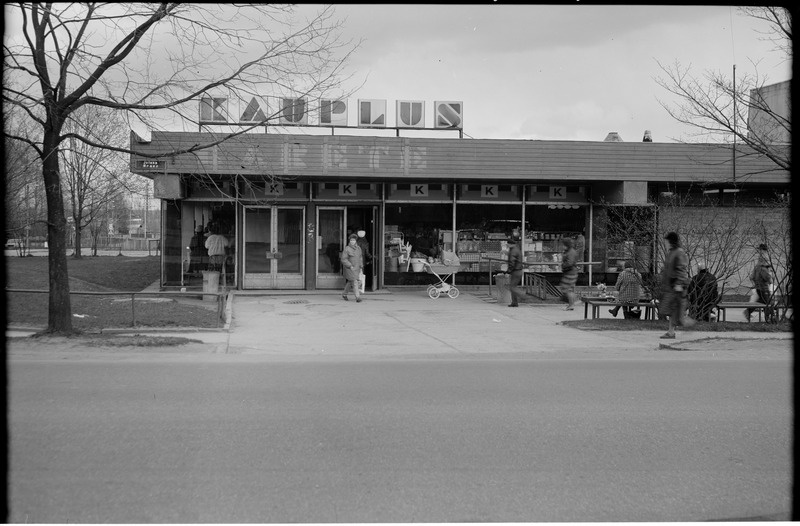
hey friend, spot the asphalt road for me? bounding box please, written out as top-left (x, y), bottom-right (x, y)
top-left (7, 353), bottom-right (793, 523)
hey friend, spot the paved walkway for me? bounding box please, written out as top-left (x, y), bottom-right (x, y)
top-left (7, 288), bottom-right (792, 357)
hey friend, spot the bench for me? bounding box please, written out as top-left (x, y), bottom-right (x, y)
top-left (581, 297), bottom-right (657, 320)
top-left (715, 301), bottom-right (780, 322)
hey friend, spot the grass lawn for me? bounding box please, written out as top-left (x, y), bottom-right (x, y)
top-left (5, 255), bottom-right (222, 331)
top-left (562, 317), bottom-right (791, 333)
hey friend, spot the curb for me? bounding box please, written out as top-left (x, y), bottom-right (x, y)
top-left (658, 335), bottom-right (793, 351)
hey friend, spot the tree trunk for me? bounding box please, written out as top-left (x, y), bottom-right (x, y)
top-left (42, 130), bottom-right (74, 334)
top-left (74, 224), bottom-right (83, 259)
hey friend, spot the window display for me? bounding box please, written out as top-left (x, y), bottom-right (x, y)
top-left (383, 203), bottom-right (452, 284)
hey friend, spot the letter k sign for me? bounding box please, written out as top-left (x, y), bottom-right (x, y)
top-left (550, 186), bottom-right (565, 199)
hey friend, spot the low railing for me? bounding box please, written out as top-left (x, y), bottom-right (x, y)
top-left (482, 256), bottom-right (602, 299)
top-left (481, 256), bottom-right (552, 299)
top-left (5, 289), bottom-right (227, 328)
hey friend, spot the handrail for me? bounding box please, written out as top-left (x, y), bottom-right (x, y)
top-left (5, 289), bottom-right (227, 328)
top-left (480, 256), bottom-right (555, 299)
top-left (480, 256), bottom-right (602, 299)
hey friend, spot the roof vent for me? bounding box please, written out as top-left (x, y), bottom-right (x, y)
top-left (643, 130), bottom-right (652, 142)
top-left (603, 132), bottom-right (623, 142)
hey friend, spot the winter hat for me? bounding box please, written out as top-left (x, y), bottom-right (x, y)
top-left (664, 232), bottom-right (679, 245)
top-left (348, 233), bottom-right (358, 241)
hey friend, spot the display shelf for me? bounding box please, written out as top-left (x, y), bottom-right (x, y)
top-left (522, 232), bottom-right (571, 272)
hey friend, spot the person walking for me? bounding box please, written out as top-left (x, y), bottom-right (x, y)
top-left (659, 231), bottom-right (693, 339)
top-left (356, 230), bottom-right (372, 292)
top-left (610, 261), bottom-right (642, 318)
top-left (560, 237), bottom-right (578, 310)
top-left (507, 230), bottom-right (525, 307)
top-left (340, 233), bottom-right (363, 302)
top-left (746, 243), bottom-right (774, 322)
top-left (688, 261), bottom-right (719, 322)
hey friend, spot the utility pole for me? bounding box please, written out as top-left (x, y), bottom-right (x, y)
top-left (144, 184), bottom-right (148, 238)
top-left (732, 64), bottom-right (737, 186)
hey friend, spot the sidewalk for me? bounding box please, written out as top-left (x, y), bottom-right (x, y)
top-left (9, 289), bottom-right (790, 357)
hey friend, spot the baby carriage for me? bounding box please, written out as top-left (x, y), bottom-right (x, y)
top-left (423, 261), bottom-right (461, 299)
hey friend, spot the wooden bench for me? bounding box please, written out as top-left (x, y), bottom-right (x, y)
top-left (715, 301), bottom-right (778, 322)
top-left (581, 297), bottom-right (657, 320)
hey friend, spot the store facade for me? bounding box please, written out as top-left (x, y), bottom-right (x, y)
top-left (130, 132), bottom-right (789, 291)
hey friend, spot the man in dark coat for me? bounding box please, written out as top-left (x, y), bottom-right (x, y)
top-left (506, 230), bottom-right (524, 307)
top-left (687, 261), bottom-right (719, 321)
top-left (746, 243), bottom-right (774, 322)
top-left (660, 231), bottom-right (694, 338)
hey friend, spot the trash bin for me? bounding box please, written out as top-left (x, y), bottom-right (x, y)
top-left (493, 274), bottom-right (512, 304)
top-left (202, 270), bottom-right (220, 301)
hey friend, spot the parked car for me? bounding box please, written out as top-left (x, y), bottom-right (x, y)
top-left (5, 239), bottom-right (21, 249)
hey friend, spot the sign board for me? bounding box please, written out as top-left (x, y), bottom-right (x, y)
top-left (358, 99), bottom-right (387, 128)
top-left (434, 101), bottom-right (463, 129)
top-left (397, 100), bottom-right (425, 128)
top-left (153, 174), bottom-right (185, 199)
top-left (197, 94), bottom-right (462, 129)
top-left (320, 99), bottom-right (348, 126)
top-left (140, 160), bottom-right (165, 170)
top-left (279, 98), bottom-right (308, 125)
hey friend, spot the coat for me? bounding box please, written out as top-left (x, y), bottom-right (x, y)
top-left (688, 269), bottom-right (719, 318)
top-left (507, 242), bottom-right (523, 272)
top-left (750, 255), bottom-right (772, 293)
top-left (340, 244), bottom-right (363, 282)
top-left (661, 245), bottom-right (689, 293)
top-left (614, 267), bottom-right (642, 304)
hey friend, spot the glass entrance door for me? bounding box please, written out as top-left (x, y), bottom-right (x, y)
top-left (243, 206), bottom-right (304, 289)
top-left (316, 207), bottom-right (346, 289)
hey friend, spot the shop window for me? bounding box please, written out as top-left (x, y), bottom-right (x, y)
top-left (524, 204), bottom-right (588, 278)
top-left (383, 202), bottom-right (453, 286)
top-left (178, 201), bottom-right (237, 287)
top-left (453, 203), bottom-right (524, 281)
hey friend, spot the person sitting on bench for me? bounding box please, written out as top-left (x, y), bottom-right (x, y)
top-left (610, 261), bottom-right (642, 318)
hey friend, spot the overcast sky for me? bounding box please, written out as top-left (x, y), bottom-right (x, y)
top-left (4, 4), bottom-right (790, 144)
top-left (315, 4), bottom-right (791, 143)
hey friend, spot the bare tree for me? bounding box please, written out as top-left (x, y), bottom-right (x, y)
top-left (60, 105), bottom-right (132, 258)
top-left (4, 105), bottom-right (46, 255)
top-left (3, 3), bottom-right (358, 334)
top-left (654, 7), bottom-right (791, 172)
top-left (601, 188), bottom-right (789, 321)
top-left (750, 196), bottom-right (792, 321)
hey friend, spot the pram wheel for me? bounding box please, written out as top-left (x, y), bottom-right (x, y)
top-left (428, 287), bottom-right (441, 299)
top-left (447, 287), bottom-right (460, 299)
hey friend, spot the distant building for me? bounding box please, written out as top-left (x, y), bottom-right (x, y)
top-left (747, 80), bottom-right (790, 144)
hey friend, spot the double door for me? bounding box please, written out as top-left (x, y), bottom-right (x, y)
top-left (242, 206), bottom-right (304, 289)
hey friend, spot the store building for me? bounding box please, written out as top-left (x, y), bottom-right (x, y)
top-left (130, 131), bottom-right (789, 292)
